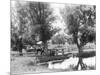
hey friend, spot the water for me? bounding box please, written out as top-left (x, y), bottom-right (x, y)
top-left (83, 56), bottom-right (96, 66)
top-left (48, 56), bottom-right (96, 70)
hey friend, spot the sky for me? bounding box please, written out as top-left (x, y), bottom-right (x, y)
top-left (50, 3), bottom-right (65, 30)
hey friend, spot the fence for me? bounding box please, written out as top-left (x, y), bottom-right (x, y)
top-left (11, 47), bottom-right (96, 64)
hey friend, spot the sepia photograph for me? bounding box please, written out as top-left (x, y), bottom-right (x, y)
top-left (11, 0), bottom-right (96, 74)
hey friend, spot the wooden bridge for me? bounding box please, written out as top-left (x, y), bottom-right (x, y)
top-left (11, 47), bottom-right (96, 64)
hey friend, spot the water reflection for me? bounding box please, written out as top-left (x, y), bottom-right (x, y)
top-left (47, 56), bottom-right (95, 70)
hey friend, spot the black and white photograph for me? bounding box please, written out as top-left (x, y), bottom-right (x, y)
top-left (11, 0), bottom-right (96, 74)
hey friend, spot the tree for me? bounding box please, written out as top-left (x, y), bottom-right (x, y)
top-left (11, 1), bottom-right (59, 55)
top-left (28, 2), bottom-right (57, 50)
top-left (11, 1), bottom-right (33, 54)
top-left (62, 5), bottom-right (96, 70)
top-left (52, 33), bottom-right (67, 44)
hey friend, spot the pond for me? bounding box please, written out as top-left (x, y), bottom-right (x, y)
top-left (47, 56), bottom-right (96, 70)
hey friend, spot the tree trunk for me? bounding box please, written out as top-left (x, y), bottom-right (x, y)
top-left (19, 49), bottom-right (23, 56)
top-left (76, 47), bottom-right (87, 70)
top-left (17, 37), bottom-right (23, 56)
top-left (75, 36), bottom-right (83, 70)
top-left (73, 33), bottom-right (87, 70)
top-left (18, 43), bottom-right (23, 56)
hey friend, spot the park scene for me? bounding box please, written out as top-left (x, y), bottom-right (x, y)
top-left (11, 0), bottom-right (96, 74)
